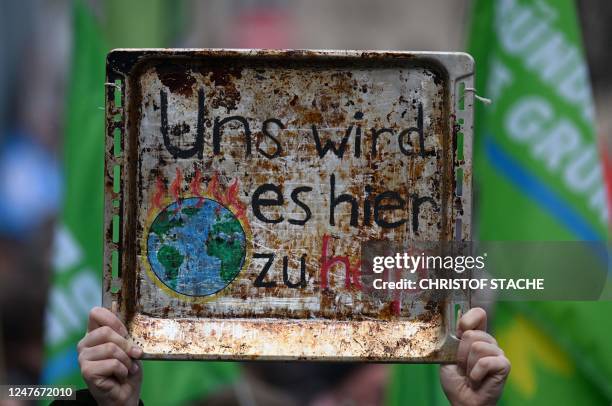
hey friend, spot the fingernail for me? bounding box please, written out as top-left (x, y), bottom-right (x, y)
top-left (131, 346), bottom-right (143, 358)
top-left (130, 362), bottom-right (139, 374)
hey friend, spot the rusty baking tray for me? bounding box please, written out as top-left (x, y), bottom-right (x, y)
top-left (103, 49), bottom-right (474, 362)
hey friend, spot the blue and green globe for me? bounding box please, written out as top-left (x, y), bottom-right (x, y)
top-left (147, 197), bottom-right (246, 296)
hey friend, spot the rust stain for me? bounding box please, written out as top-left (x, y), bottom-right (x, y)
top-left (156, 64), bottom-right (196, 97)
top-left (129, 311), bottom-right (456, 362)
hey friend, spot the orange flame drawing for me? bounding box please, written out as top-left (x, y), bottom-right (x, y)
top-left (190, 168), bottom-right (205, 208)
top-left (190, 168), bottom-right (203, 196)
top-left (205, 172), bottom-right (247, 221)
top-left (226, 178), bottom-right (246, 219)
top-left (170, 168), bottom-right (183, 201)
top-left (148, 168), bottom-right (248, 224)
top-left (207, 172), bottom-right (223, 203)
top-left (151, 176), bottom-right (166, 210)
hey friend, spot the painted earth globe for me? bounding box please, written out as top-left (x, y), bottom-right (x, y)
top-left (147, 197), bottom-right (246, 296)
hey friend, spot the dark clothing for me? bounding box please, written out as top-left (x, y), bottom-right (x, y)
top-left (50, 389), bottom-right (144, 405)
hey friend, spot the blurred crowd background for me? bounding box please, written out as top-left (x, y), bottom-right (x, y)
top-left (0, 0), bottom-right (610, 405)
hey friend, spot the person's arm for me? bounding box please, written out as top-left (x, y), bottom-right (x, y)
top-left (75, 307), bottom-right (144, 406)
top-left (440, 307), bottom-right (511, 406)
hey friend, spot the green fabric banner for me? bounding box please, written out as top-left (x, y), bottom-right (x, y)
top-left (43, 2), bottom-right (238, 405)
top-left (468, 0), bottom-right (610, 403)
top-left (388, 0), bottom-right (609, 404)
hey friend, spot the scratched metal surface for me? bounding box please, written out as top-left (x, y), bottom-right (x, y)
top-left (104, 49), bottom-right (474, 361)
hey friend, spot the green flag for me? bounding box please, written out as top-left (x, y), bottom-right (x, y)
top-left (44, 3), bottom-right (238, 405)
top-left (388, 0), bottom-right (609, 404)
top-left (44, 0), bottom-right (108, 389)
top-left (386, 364), bottom-right (448, 405)
top-left (467, 0), bottom-right (610, 403)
